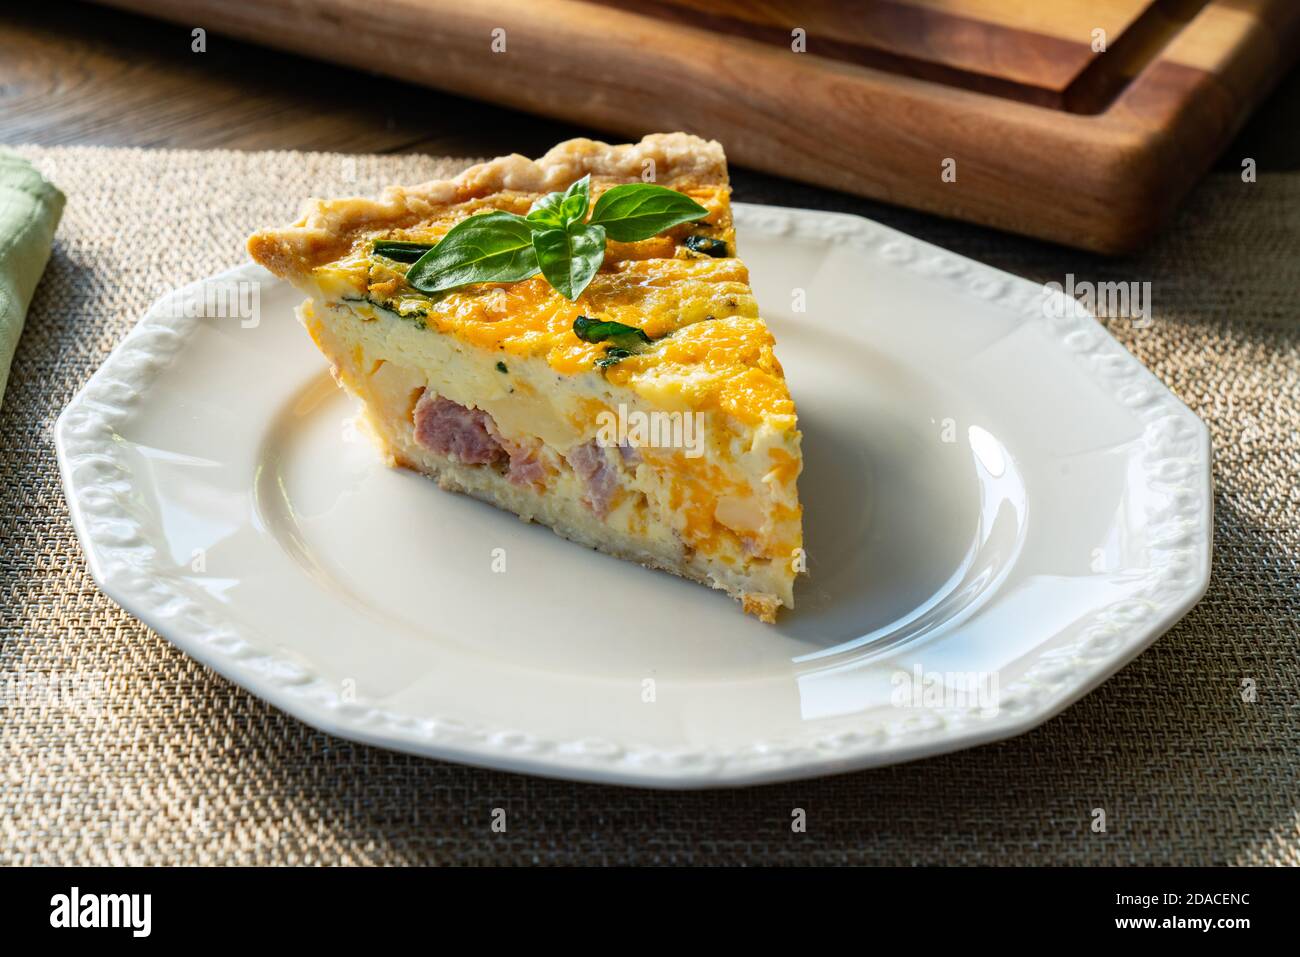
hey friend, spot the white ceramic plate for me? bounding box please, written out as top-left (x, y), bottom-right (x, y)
top-left (56, 203), bottom-right (1212, 787)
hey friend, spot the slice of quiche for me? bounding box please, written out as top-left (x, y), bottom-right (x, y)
top-left (247, 133), bottom-right (803, 621)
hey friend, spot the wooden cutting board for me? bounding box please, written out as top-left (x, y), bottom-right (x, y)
top-left (94, 0), bottom-right (1300, 252)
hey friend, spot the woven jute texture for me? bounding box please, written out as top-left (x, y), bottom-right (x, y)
top-left (1, 146), bottom-right (1297, 866)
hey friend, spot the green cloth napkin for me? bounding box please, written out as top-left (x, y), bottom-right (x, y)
top-left (0, 151), bottom-right (64, 409)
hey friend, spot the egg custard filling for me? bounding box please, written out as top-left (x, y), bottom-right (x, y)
top-left (247, 133), bottom-right (803, 621)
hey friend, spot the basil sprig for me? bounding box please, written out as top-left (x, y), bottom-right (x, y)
top-left (402, 176), bottom-right (708, 301)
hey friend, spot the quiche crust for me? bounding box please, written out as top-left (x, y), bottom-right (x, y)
top-left (249, 133), bottom-right (727, 279)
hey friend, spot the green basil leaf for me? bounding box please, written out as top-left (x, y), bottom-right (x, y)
top-left (526, 195), bottom-right (565, 229)
top-left (574, 316), bottom-right (655, 369)
top-left (572, 315), bottom-right (651, 344)
top-left (532, 222), bottom-right (606, 301)
top-left (406, 211), bottom-right (540, 294)
top-left (526, 174), bottom-right (591, 229)
top-left (683, 234), bottom-right (730, 258)
top-left (594, 347), bottom-right (633, 369)
top-left (587, 183), bottom-right (709, 243)
top-left (559, 174), bottom-right (591, 223)
top-left (371, 240), bottom-right (435, 263)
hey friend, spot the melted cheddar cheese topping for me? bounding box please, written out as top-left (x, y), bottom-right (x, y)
top-left (308, 181), bottom-right (796, 428)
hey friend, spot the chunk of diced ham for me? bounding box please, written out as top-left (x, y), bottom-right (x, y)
top-left (412, 392), bottom-right (505, 465)
top-left (484, 419), bottom-right (548, 488)
top-left (506, 454), bottom-right (547, 487)
top-left (567, 441), bottom-right (620, 518)
top-left (411, 393), bottom-right (621, 510)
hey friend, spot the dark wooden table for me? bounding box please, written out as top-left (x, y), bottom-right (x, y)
top-left (4, 1), bottom-right (1297, 249)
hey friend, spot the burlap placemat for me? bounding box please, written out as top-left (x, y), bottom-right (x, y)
top-left (1, 146), bottom-right (1296, 866)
